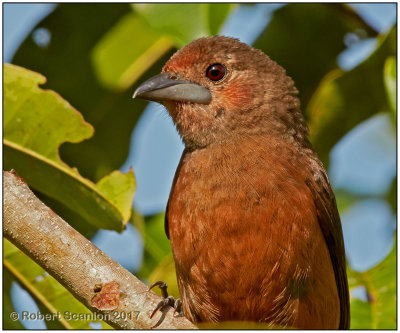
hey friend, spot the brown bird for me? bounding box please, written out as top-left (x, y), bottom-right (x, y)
top-left (133, 36), bottom-right (349, 329)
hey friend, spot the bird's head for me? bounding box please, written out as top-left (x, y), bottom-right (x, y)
top-left (133, 36), bottom-right (309, 150)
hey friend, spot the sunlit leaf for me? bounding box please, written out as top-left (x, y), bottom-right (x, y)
top-left (91, 12), bottom-right (173, 91)
top-left (307, 26), bottom-right (396, 164)
top-left (383, 56), bottom-right (396, 121)
top-left (4, 64), bottom-right (93, 161)
top-left (348, 242), bottom-right (396, 329)
top-left (132, 4), bottom-right (209, 47)
top-left (96, 169), bottom-right (136, 222)
top-left (4, 239), bottom-right (112, 329)
top-left (4, 64), bottom-right (135, 231)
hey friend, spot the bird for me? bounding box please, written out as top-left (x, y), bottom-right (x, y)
top-left (133, 36), bottom-right (349, 329)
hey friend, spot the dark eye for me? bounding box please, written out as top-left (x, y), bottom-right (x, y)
top-left (206, 63), bottom-right (226, 81)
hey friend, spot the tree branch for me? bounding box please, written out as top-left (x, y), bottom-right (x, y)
top-left (3, 170), bottom-right (196, 329)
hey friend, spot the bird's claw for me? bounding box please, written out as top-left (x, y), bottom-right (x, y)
top-left (148, 280), bottom-right (183, 318)
top-left (150, 296), bottom-right (175, 318)
top-left (148, 280), bottom-right (169, 298)
top-left (173, 298), bottom-right (183, 317)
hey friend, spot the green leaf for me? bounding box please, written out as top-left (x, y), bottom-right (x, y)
top-left (254, 4), bottom-right (378, 110)
top-left (383, 56), bottom-right (396, 121)
top-left (348, 242), bottom-right (396, 329)
top-left (135, 213), bottom-right (172, 279)
top-left (350, 299), bottom-right (373, 329)
top-left (91, 12), bottom-right (173, 91)
top-left (4, 63), bottom-right (135, 231)
top-left (207, 3), bottom-right (236, 35)
top-left (148, 254), bottom-right (179, 300)
top-left (4, 239), bottom-right (113, 329)
top-left (96, 169), bottom-right (136, 222)
top-left (4, 63), bottom-right (93, 161)
top-left (132, 4), bottom-right (209, 48)
top-left (307, 26), bottom-right (396, 164)
top-left (132, 4), bottom-right (235, 47)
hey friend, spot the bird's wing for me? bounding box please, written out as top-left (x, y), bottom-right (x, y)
top-left (306, 169), bottom-right (350, 329)
top-left (165, 200), bottom-right (170, 239)
top-left (165, 150), bottom-right (189, 240)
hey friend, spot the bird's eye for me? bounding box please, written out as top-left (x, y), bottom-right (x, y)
top-left (206, 64), bottom-right (226, 81)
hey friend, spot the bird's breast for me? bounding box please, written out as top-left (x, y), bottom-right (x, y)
top-left (166, 138), bottom-right (339, 327)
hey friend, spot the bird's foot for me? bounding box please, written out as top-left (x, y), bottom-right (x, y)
top-left (148, 280), bottom-right (183, 318)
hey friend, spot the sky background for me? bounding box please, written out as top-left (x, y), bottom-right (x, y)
top-left (4, 3), bottom-right (396, 329)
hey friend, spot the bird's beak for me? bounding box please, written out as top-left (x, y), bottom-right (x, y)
top-left (133, 73), bottom-right (211, 104)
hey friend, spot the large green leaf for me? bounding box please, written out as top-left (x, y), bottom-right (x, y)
top-left (4, 239), bottom-right (112, 329)
top-left (96, 169), bottom-right (136, 222)
top-left (307, 26), bottom-right (396, 164)
top-left (4, 64), bottom-right (93, 161)
top-left (12, 3), bottom-right (173, 181)
top-left (348, 242), bottom-right (396, 329)
top-left (4, 63), bottom-right (135, 231)
top-left (91, 12), bottom-right (173, 91)
top-left (254, 4), bottom-right (377, 111)
top-left (133, 4), bottom-right (235, 48)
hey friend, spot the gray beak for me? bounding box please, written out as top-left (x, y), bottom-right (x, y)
top-left (133, 73), bottom-right (211, 104)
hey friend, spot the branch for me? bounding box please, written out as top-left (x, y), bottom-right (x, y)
top-left (3, 170), bottom-right (196, 329)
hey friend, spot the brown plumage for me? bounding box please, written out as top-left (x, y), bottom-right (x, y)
top-left (134, 36), bottom-right (349, 329)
